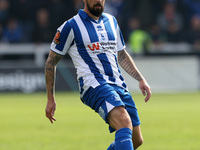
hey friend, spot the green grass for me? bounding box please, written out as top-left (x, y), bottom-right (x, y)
top-left (0, 92), bottom-right (200, 150)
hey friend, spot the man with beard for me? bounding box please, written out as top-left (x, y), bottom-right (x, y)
top-left (45, 0), bottom-right (151, 149)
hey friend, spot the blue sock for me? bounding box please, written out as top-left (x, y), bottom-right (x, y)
top-left (115, 128), bottom-right (134, 150)
top-left (107, 141), bottom-right (115, 150)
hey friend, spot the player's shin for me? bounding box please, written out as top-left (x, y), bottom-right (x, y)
top-left (115, 128), bottom-right (134, 150)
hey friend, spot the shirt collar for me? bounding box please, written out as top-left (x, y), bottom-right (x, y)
top-left (78, 9), bottom-right (105, 23)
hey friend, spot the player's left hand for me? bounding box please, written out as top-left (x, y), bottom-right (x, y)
top-left (139, 79), bottom-right (151, 102)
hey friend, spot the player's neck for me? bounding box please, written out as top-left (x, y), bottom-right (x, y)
top-left (84, 8), bottom-right (100, 21)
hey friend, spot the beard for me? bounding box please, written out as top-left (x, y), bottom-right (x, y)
top-left (86, 0), bottom-right (104, 17)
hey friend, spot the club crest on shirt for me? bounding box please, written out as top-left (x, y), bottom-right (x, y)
top-left (99, 33), bottom-right (106, 41)
top-left (53, 30), bottom-right (61, 44)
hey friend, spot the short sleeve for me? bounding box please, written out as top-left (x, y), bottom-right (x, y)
top-left (116, 25), bottom-right (126, 51)
top-left (50, 21), bottom-right (74, 55)
top-left (112, 16), bottom-right (126, 51)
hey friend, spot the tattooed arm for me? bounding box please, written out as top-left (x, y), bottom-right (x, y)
top-left (45, 50), bottom-right (63, 123)
top-left (118, 49), bottom-right (151, 102)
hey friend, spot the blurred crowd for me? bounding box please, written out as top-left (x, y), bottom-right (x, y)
top-left (0, 0), bottom-right (200, 53)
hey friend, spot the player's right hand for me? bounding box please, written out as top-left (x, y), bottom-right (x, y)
top-left (45, 100), bottom-right (56, 123)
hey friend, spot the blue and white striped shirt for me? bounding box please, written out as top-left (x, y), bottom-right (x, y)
top-left (51, 9), bottom-right (127, 96)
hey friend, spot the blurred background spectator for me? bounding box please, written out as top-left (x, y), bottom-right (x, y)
top-left (182, 0), bottom-right (200, 24)
top-left (9, 0), bottom-right (37, 42)
top-left (0, 0), bottom-right (199, 53)
top-left (134, 0), bottom-right (155, 30)
top-left (32, 8), bottom-right (53, 43)
top-left (2, 18), bottom-right (22, 43)
top-left (156, 2), bottom-right (183, 32)
top-left (127, 17), bottom-right (152, 55)
top-left (184, 15), bottom-right (200, 51)
top-left (0, 0), bottom-right (10, 25)
top-left (149, 23), bottom-right (166, 46)
top-left (165, 21), bottom-right (183, 43)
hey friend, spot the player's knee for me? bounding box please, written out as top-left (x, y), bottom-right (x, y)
top-left (117, 113), bottom-right (132, 129)
top-left (108, 106), bottom-right (132, 130)
top-left (133, 137), bottom-right (143, 149)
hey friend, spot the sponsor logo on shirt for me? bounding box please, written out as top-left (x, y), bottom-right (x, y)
top-left (87, 42), bottom-right (117, 52)
top-left (87, 43), bottom-right (100, 51)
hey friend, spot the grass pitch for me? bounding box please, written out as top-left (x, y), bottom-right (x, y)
top-left (0, 92), bottom-right (200, 150)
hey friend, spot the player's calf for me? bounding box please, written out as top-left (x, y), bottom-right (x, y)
top-left (132, 125), bottom-right (144, 149)
top-left (133, 137), bottom-right (143, 149)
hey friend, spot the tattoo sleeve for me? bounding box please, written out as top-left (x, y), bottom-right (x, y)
top-left (118, 49), bottom-right (143, 82)
top-left (45, 50), bottom-right (63, 98)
